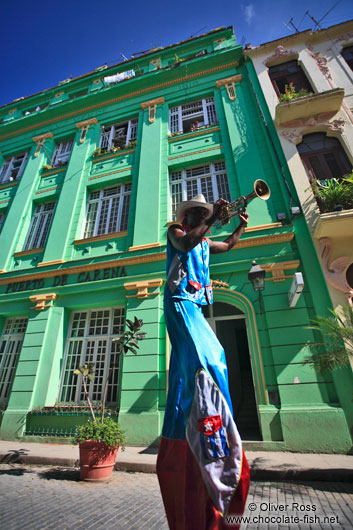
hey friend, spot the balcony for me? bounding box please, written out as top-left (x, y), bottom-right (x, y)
top-left (168, 126), bottom-right (221, 159)
top-left (275, 88), bottom-right (344, 127)
top-left (314, 209), bottom-right (353, 239)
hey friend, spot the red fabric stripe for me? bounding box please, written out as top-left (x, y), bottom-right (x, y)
top-left (157, 437), bottom-right (249, 530)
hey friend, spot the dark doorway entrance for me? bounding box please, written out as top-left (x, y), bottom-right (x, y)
top-left (203, 301), bottom-right (262, 440)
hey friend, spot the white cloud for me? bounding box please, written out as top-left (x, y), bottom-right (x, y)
top-left (242, 4), bottom-right (255, 25)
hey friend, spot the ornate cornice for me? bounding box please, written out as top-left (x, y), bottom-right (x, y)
top-left (215, 74), bottom-right (242, 88)
top-left (0, 61), bottom-right (239, 141)
top-left (75, 117), bottom-right (98, 128)
top-left (124, 279), bottom-right (163, 299)
top-left (32, 132), bottom-right (53, 143)
top-left (140, 97), bottom-right (165, 109)
top-left (30, 292), bottom-right (57, 311)
top-left (232, 232), bottom-right (294, 249)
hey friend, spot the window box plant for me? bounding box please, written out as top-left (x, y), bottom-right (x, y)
top-left (42, 164), bottom-right (52, 172)
top-left (311, 174), bottom-right (353, 213)
top-left (73, 317), bottom-right (146, 481)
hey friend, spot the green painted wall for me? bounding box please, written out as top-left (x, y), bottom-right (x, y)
top-left (0, 26), bottom-right (351, 452)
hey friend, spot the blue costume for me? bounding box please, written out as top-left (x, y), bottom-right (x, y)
top-left (157, 226), bottom-right (249, 529)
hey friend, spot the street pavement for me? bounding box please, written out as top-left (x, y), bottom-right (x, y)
top-left (0, 464), bottom-right (352, 529)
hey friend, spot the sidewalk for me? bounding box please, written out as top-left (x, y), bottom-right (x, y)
top-left (0, 440), bottom-right (352, 481)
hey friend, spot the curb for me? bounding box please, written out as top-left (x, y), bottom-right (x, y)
top-left (1, 452), bottom-right (352, 482)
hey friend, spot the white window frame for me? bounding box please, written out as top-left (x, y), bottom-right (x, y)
top-left (83, 183), bottom-right (131, 239)
top-left (99, 119), bottom-right (138, 151)
top-left (0, 152), bottom-right (28, 183)
top-left (51, 139), bottom-right (73, 167)
top-left (59, 307), bottom-right (125, 405)
top-left (169, 97), bottom-right (218, 134)
top-left (169, 161), bottom-right (231, 220)
top-left (23, 201), bottom-right (56, 250)
top-left (0, 317), bottom-right (28, 405)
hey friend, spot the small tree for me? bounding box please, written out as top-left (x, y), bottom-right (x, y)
top-left (73, 317), bottom-right (146, 446)
top-left (304, 305), bottom-right (353, 374)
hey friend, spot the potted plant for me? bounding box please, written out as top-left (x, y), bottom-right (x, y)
top-left (73, 317), bottom-right (146, 481)
top-left (279, 83), bottom-right (312, 102)
top-left (311, 174), bottom-right (353, 213)
top-left (42, 164), bottom-right (52, 171)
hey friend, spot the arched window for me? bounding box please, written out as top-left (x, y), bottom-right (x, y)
top-left (341, 45), bottom-right (353, 71)
top-left (268, 60), bottom-right (313, 98)
top-left (297, 132), bottom-right (352, 181)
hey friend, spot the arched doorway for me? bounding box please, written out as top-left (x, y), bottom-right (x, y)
top-left (203, 301), bottom-right (262, 440)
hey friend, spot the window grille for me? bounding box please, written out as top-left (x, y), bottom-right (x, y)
top-left (0, 152), bottom-right (28, 183)
top-left (169, 161), bottom-right (231, 219)
top-left (83, 184), bottom-right (131, 239)
top-left (51, 140), bottom-right (73, 167)
top-left (23, 202), bottom-right (56, 250)
top-left (169, 97), bottom-right (218, 134)
top-left (59, 307), bottom-right (125, 404)
top-left (99, 119), bottom-right (138, 151)
top-left (0, 317), bottom-right (28, 405)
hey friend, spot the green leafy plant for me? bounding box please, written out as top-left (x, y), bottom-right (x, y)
top-left (303, 305), bottom-right (353, 374)
top-left (42, 164), bottom-right (52, 171)
top-left (73, 317), bottom-right (146, 447)
top-left (311, 175), bottom-right (353, 213)
top-left (279, 83), bottom-right (312, 102)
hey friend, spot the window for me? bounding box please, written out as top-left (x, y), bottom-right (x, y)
top-left (0, 152), bottom-right (28, 183)
top-left (297, 132), bottom-right (352, 181)
top-left (0, 317), bottom-right (28, 405)
top-left (170, 161), bottom-right (231, 219)
top-left (23, 202), bottom-right (56, 250)
top-left (59, 308), bottom-right (125, 404)
top-left (341, 45), bottom-right (353, 71)
top-left (169, 97), bottom-right (218, 134)
top-left (83, 184), bottom-right (131, 238)
top-left (99, 119), bottom-right (138, 151)
top-left (268, 60), bottom-right (313, 97)
top-left (51, 139), bottom-right (73, 167)
top-left (0, 212), bottom-right (6, 231)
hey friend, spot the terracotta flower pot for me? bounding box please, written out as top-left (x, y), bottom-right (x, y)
top-left (79, 440), bottom-right (119, 481)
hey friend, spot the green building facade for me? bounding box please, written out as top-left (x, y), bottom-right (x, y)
top-left (0, 27), bottom-right (352, 452)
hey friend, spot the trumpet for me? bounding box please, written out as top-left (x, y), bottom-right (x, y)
top-left (216, 179), bottom-right (271, 227)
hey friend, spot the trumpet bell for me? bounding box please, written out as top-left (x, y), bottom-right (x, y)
top-left (253, 179), bottom-right (271, 201)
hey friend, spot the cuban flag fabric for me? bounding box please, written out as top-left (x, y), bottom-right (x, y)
top-left (157, 297), bottom-right (250, 529)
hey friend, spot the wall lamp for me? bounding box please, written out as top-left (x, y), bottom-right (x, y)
top-left (248, 260), bottom-right (266, 312)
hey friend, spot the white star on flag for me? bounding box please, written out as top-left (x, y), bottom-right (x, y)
top-left (204, 421), bottom-right (213, 432)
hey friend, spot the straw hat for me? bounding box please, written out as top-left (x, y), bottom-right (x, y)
top-left (175, 194), bottom-right (213, 224)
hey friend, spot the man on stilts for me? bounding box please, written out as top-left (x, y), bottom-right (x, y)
top-left (157, 194), bottom-right (250, 529)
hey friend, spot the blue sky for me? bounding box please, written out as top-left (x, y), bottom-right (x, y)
top-left (0, 0), bottom-right (352, 108)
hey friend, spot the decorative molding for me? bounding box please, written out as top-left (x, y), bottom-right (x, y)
top-left (0, 181), bottom-right (19, 190)
top-left (279, 128), bottom-right (303, 144)
top-left (168, 127), bottom-right (220, 142)
top-left (74, 231), bottom-right (127, 245)
top-left (141, 97), bottom-right (165, 123)
top-left (264, 46), bottom-right (297, 66)
top-left (93, 78), bottom-right (102, 85)
top-left (211, 279), bottom-right (229, 288)
top-left (0, 61), bottom-right (239, 141)
top-left (8, 108), bottom-right (17, 116)
top-left (0, 199), bottom-right (10, 205)
top-left (232, 232), bottom-right (294, 249)
top-left (14, 248), bottom-right (44, 258)
top-left (32, 132), bottom-right (53, 158)
top-left (0, 252), bottom-right (167, 286)
top-left (91, 150), bottom-right (135, 163)
top-left (41, 167), bottom-right (67, 177)
top-left (262, 260), bottom-right (300, 282)
top-left (129, 242), bottom-right (161, 252)
top-left (75, 117), bottom-right (98, 143)
top-left (328, 118), bottom-right (346, 133)
top-left (244, 222), bottom-right (283, 233)
top-left (35, 186), bottom-right (61, 195)
top-left (88, 167), bottom-right (133, 181)
top-left (150, 58), bottom-right (161, 68)
top-left (30, 292), bottom-right (57, 311)
top-left (319, 238), bottom-right (353, 305)
top-left (37, 259), bottom-right (65, 267)
top-left (55, 92), bottom-right (64, 98)
top-left (168, 145), bottom-right (223, 160)
top-left (216, 75), bottom-right (242, 101)
top-left (307, 46), bottom-right (332, 80)
top-left (124, 279), bottom-right (163, 299)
